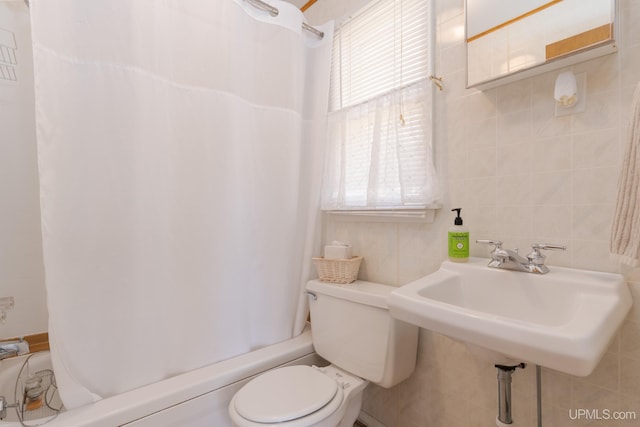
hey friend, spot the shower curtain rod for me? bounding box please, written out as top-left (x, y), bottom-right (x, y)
top-left (245, 0), bottom-right (325, 38)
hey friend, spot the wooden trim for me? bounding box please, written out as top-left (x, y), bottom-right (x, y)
top-left (467, 0), bottom-right (562, 43)
top-left (25, 332), bottom-right (50, 353)
top-left (1, 332), bottom-right (49, 354)
top-left (545, 23), bottom-right (613, 60)
top-left (301, 0), bottom-right (318, 12)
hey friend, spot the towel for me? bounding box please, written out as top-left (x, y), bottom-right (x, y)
top-left (610, 82), bottom-right (640, 267)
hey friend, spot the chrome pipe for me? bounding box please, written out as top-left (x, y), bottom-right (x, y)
top-left (244, 0), bottom-right (324, 38)
top-left (246, 0), bottom-right (278, 17)
top-left (302, 22), bottom-right (324, 38)
top-left (0, 339), bottom-right (29, 360)
top-left (495, 363), bottom-right (525, 425)
top-left (497, 368), bottom-right (513, 424)
top-left (0, 348), bottom-right (18, 361)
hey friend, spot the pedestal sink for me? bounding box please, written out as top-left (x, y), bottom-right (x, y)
top-left (388, 258), bottom-right (632, 376)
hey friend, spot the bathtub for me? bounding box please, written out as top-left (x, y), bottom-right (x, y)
top-left (0, 350), bottom-right (63, 426)
top-left (0, 326), bottom-right (323, 427)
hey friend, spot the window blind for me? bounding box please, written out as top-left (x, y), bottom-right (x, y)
top-left (321, 0), bottom-right (439, 211)
top-left (329, 0), bottom-right (430, 112)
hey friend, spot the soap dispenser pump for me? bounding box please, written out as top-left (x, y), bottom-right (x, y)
top-left (448, 208), bottom-right (469, 263)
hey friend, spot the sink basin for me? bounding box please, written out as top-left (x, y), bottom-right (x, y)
top-left (388, 258), bottom-right (632, 376)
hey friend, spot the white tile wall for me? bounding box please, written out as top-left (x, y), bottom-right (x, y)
top-left (304, 0), bottom-right (640, 425)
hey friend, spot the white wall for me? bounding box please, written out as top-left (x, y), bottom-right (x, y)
top-left (0, 1), bottom-right (48, 339)
top-left (302, 0), bottom-right (371, 24)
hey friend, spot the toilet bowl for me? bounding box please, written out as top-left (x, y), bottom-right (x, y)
top-left (229, 279), bottom-right (419, 427)
top-left (229, 365), bottom-right (367, 427)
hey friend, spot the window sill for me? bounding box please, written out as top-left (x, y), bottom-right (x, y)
top-left (325, 205), bottom-right (441, 223)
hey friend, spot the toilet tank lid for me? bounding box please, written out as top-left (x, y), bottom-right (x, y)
top-left (306, 280), bottom-right (393, 309)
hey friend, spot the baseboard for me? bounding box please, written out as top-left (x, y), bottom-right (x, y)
top-left (357, 411), bottom-right (387, 427)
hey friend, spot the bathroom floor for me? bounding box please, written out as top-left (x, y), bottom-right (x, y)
top-left (354, 421), bottom-right (367, 427)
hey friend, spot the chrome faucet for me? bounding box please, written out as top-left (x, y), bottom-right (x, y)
top-left (0, 339), bottom-right (29, 360)
top-left (476, 240), bottom-right (566, 274)
top-left (0, 395), bottom-right (18, 420)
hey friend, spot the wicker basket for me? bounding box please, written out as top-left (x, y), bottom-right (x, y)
top-left (312, 256), bottom-right (362, 284)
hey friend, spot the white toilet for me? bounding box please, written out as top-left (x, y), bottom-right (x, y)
top-left (229, 279), bottom-right (419, 427)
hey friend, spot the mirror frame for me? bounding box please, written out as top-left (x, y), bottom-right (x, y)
top-left (465, 0), bottom-right (618, 90)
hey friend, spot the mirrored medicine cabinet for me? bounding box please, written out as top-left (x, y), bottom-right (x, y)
top-left (465, 0), bottom-right (617, 90)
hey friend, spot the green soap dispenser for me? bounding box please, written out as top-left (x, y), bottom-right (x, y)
top-left (448, 208), bottom-right (469, 262)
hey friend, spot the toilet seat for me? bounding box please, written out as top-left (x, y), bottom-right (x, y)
top-left (230, 365), bottom-right (347, 426)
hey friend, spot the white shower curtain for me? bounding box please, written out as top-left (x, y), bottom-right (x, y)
top-left (30, 0), bottom-right (333, 409)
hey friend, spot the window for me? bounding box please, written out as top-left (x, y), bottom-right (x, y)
top-left (321, 0), bottom-right (439, 213)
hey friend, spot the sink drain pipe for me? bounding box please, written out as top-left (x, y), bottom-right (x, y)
top-left (495, 363), bottom-right (526, 426)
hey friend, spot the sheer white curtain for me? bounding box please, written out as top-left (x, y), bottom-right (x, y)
top-left (321, 0), bottom-right (439, 211)
top-left (31, 0), bottom-right (332, 409)
top-left (322, 81), bottom-right (437, 209)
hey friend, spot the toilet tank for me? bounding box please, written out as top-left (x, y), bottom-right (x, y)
top-left (306, 280), bottom-right (419, 388)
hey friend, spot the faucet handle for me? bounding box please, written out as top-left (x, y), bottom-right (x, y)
top-left (530, 243), bottom-right (566, 251)
top-left (476, 239), bottom-right (503, 249)
top-left (527, 243), bottom-right (566, 266)
top-left (476, 240), bottom-right (505, 262)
